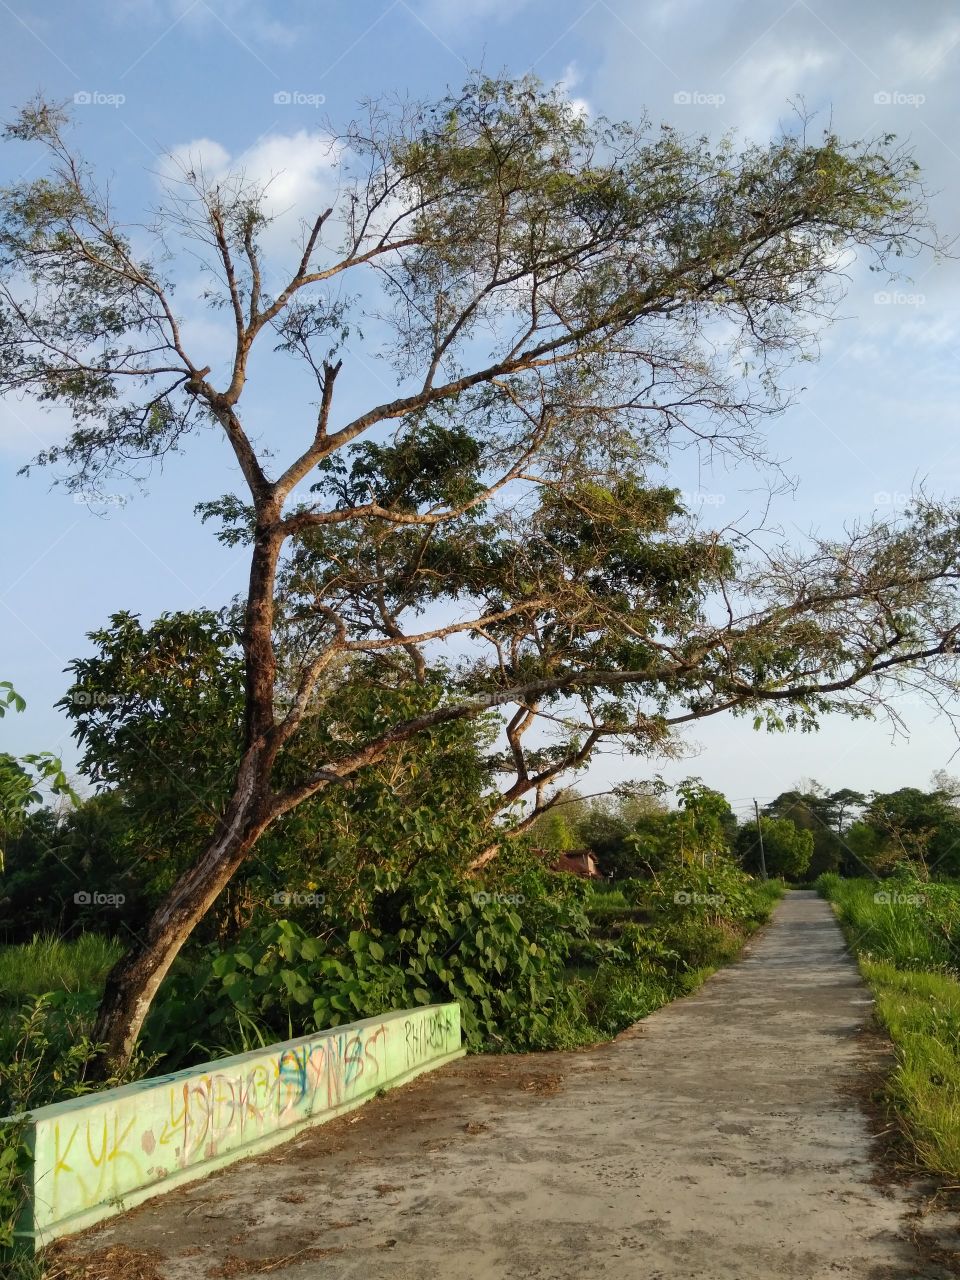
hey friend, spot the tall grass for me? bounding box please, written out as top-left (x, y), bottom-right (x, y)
top-left (0, 933), bottom-right (121, 1004)
top-left (0, 933), bottom-right (125, 1108)
top-left (818, 873), bottom-right (960, 1177)
top-left (822, 875), bottom-right (954, 971)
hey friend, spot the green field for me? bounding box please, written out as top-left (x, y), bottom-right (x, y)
top-left (818, 873), bottom-right (960, 1176)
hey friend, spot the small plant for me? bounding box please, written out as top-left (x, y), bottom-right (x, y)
top-left (0, 995), bottom-right (156, 1261)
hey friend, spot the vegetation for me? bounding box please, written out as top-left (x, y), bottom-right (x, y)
top-left (736, 815), bottom-right (814, 880)
top-left (0, 934), bottom-right (120, 1008)
top-left (5, 67), bottom-right (960, 1266)
top-left (818, 871), bottom-right (960, 1177)
top-left (0, 683), bottom-right (74, 878)
top-left (5, 76), bottom-right (960, 1070)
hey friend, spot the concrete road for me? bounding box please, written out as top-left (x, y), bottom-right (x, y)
top-left (55, 891), bottom-right (960, 1279)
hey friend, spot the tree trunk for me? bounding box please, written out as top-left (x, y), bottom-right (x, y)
top-left (91, 754), bottom-right (274, 1074)
top-left (92, 514), bottom-right (290, 1074)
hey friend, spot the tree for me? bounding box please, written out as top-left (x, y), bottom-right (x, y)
top-left (5, 79), bottom-right (960, 1068)
top-left (737, 815), bottom-right (814, 879)
top-left (59, 610), bottom-right (498, 916)
top-left (670, 781), bottom-right (736, 865)
top-left (849, 786), bottom-right (960, 875)
top-left (526, 804), bottom-right (579, 853)
top-left (573, 788), bottom-right (670, 877)
top-left (762, 785), bottom-right (866, 876)
top-left (0, 681), bottom-right (74, 873)
top-left (0, 791), bottom-right (137, 941)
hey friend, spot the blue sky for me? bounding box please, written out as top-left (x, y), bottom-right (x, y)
top-left (2, 0), bottom-right (960, 820)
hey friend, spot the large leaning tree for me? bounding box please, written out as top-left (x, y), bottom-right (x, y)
top-left (4, 76), bottom-right (960, 1069)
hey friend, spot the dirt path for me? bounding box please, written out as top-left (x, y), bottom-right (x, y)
top-left (55, 891), bottom-right (960, 1279)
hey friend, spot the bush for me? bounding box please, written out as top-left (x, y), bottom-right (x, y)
top-left (146, 864), bottom-right (590, 1062)
top-left (633, 856), bottom-right (778, 926)
top-left (658, 918), bottom-right (742, 970)
top-left (577, 965), bottom-right (673, 1038)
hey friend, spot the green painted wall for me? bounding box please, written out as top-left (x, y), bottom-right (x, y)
top-left (9, 1002), bottom-right (462, 1248)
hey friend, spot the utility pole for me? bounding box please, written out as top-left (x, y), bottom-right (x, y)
top-left (754, 799), bottom-right (768, 880)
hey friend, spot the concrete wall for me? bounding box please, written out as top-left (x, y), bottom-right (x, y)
top-left (12, 1002), bottom-right (463, 1248)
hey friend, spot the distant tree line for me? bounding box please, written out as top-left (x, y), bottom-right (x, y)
top-left (525, 776), bottom-right (960, 883)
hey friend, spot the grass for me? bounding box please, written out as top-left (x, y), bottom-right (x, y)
top-left (0, 934), bottom-right (143, 1270)
top-left (863, 960), bottom-right (960, 1176)
top-left (570, 874), bottom-right (783, 1040)
top-left (818, 873), bottom-right (960, 1177)
top-left (0, 933), bottom-right (121, 1005)
top-left (822, 875), bottom-right (953, 971)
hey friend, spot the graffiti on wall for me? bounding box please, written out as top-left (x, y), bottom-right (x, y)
top-left (38, 1006), bottom-right (458, 1227)
top-left (404, 1007), bottom-right (456, 1069)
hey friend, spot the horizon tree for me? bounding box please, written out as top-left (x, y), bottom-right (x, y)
top-left (737, 813), bottom-right (814, 879)
top-left (762, 785), bottom-right (867, 876)
top-left (4, 76), bottom-right (960, 1069)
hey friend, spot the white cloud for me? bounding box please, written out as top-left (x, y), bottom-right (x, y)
top-left (115, 0), bottom-right (299, 47)
top-left (728, 44), bottom-right (839, 140)
top-left (558, 61), bottom-right (591, 119)
top-left (888, 21), bottom-right (960, 81)
top-left (158, 130), bottom-right (341, 269)
top-left (160, 131), bottom-right (338, 214)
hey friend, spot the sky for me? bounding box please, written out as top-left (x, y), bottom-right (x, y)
top-left (2, 0), bottom-right (960, 821)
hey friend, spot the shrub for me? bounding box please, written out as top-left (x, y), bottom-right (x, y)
top-left (634, 856), bottom-right (776, 926)
top-left (578, 964), bottom-right (673, 1038)
top-left (146, 864), bottom-right (590, 1062)
top-left (0, 996), bottom-right (151, 1259)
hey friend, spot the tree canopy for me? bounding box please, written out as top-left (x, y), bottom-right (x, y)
top-left (4, 76), bottom-right (960, 1067)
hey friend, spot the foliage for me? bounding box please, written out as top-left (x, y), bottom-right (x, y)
top-left (58, 614), bottom-right (499, 905)
top-left (0, 796), bottom-right (145, 942)
top-left (0, 682), bottom-right (75, 876)
top-left (0, 933), bottom-right (121, 1003)
top-left (843, 787), bottom-right (960, 876)
top-left (6, 77), bottom-right (960, 1066)
top-left (818, 869), bottom-right (960, 972)
top-left (736, 815), bottom-right (814, 880)
top-left (0, 993), bottom-right (152, 1257)
top-left (607, 781), bottom-right (738, 875)
top-left (760, 785), bottom-right (865, 876)
top-left (145, 862), bottom-right (590, 1062)
top-left (641, 855), bottom-right (780, 926)
top-left (569, 860), bottom-right (781, 1039)
top-left (524, 804), bottom-right (580, 854)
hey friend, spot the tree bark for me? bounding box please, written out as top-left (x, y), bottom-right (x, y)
top-left (91, 751), bottom-right (275, 1072)
top-left (91, 513), bottom-right (287, 1074)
